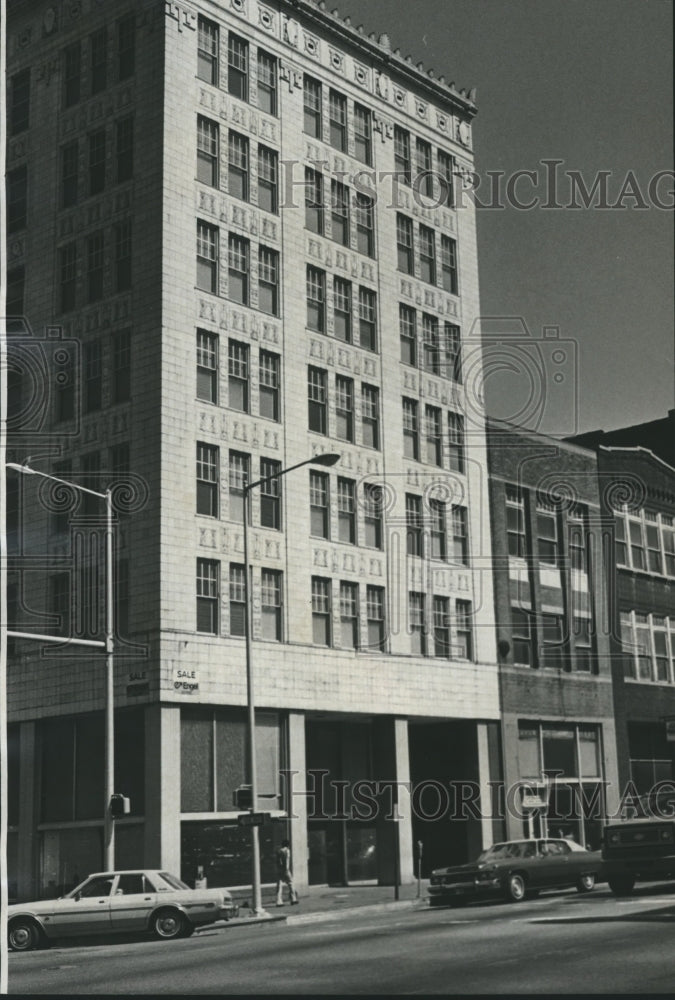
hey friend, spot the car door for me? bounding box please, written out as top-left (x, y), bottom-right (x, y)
top-left (49, 875), bottom-right (115, 937)
top-left (109, 873), bottom-right (158, 932)
top-left (541, 839), bottom-right (571, 886)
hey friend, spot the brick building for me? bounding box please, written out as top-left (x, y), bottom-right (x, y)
top-left (6, 0), bottom-right (501, 900)
top-left (572, 411), bottom-right (675, 798)
top-left (486, 420), bottom-right (620, 849)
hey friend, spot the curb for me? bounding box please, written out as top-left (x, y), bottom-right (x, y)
top-left (285, 899), bottom-right (425, 926)
top-left (196, 913), bottom-right (287, 933)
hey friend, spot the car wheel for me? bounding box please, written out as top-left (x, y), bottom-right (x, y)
top-left (152, 909), bottom-right (187, 941)
top-left (8, 919), bottom-right (41, 952)
top-left (504, 874), bottom-right (526, 902)
top-left (576, 874), bottom-right (595, 893)
top-left (608, 874), bottom-right (635, 897)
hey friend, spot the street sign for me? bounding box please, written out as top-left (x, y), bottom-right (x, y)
top-left (237, 812), bottom-right (270, 827)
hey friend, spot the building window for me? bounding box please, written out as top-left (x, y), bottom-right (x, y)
top-left (365, 585), bottom-right (385, 651)
top-left (339, 581), bottom-right (359, 648)
top-left (574, 616), bottom-right (594, 673)
top-left (614, 507), bottom-right (675, 577)
top-left (308, 366), bottom-right (328, 434)
top-left (197, 329), bottom-right (218, 404)
top-left (115, 220), bottom-right (132, 293)
top-left (363, 484), bottom-right (383, 549)
top-left (406, 494), bottom-right (423, 556)
top-left (358, 288), bottom-right (377, 352)
top-left (396, 214), bottom-right (414, 274)
top-left (437, 149), bottom-right (455, 207)
top-left (260, 458), bottom-right (281, 529)
top-left (422, 314), bottom-right (440, 375)
top-left (312, 577), bottom-right (332, 646)
top-left (335, 375), bottom-right (354, 442)
top-left (429, 498), bottom-right (447, 559)
top-left (7, 267), bottom-right (25, 317)
top-left (445, 323), bottom-right (462, 382)
top-left (310, 470), bottom-right (330, 539)
top-left (198, 16), bottom-right (219, 85)
top-left (451, 505), bottom-right (469, 564)
top-left (355, 194), bottom-right (375, 257)
top-left (621, 610), bottom-right (675, 684)
top-left (303, 75), bottom-right (322, 137)
top-left (197, 116), bottom-right (219, 187)
top-left (512, 607), bottom-right (533, 666)
top-left (64, 41), bottom-right (81, 108)
top-left (424, 405), bottom-right (443, 466)
top-left (88, 129), bottom-right (106, 195)
top-left (448, 412), bottom-right (465, 473)
top-left (337, 477), bottom-right (356, 544)
top-left (59, 243), bottom-right (77, 313)
top-left (229, 564), bottom-right (246, 635)
top-left (419, 225), bottom-right (436, 284)
top-left (354, 104), bottom-right (372, 164)
top-left (540, 612), bottom-right (565, 669)
top-left (259, 350), bottom-right (280, 420)
top-left (261, 569), bottom-right (282, 640)
top-left (228, 234), bottom-right (249, 305)
top-left (329, 89), bottom-right (347, 151)
top-left (196, 443), bottom-right (219, 517)
top-left (117, 14), bottom-right (135, 80)
top-left (361, 384), bottom-right (380, 449)
top-left (258, 246), bottom-right (279, 316)
top-left (228, 33), bottom-right (249, 101)
top-left (115, 116), bottom-right (134, 183)
top-left (7, 167), bottom-right (27, 234)
top-left (258, 145), bottom-right (278, 213)
top-left (399, 306), bottom-right (416, 366)
top-left (86, 231), bottom-right (104, 303)
top-left (228, 131), bottom-right (249, 200)
top-left (537, 499), bottom-right (560, 565)
top-left (333, 278), bottom-right (352, 343)
top-left (90, 27), bottom-right (107, 94)
top-left (257, 50), bottom-right (277, 115)
top-left (228, 451), bottom-right (250, 524)
top-left (402, 398), bottom-right (419, 460)
top-left (394, 126), bottom-right (411, 185)
top-left (415, 138), bottom-right (434, 197)
top-left (197, 559), bottom-right (220, 633)
top-left (112, 330), bottom-right (131, 404)
top-left (306, 266), bottom-right (326, 332)
top-left (441, 236), bottom-right (458, 295)
top-left (433, 596), bottom-right (451, 657)
top-left (409, 592), bottom-right (426, 655)
top-left (228, 339), bottom-right (249, 412)
top-left (305, 168), bottom-right (324, 234)
top-left (83, 340), bottom-right (102, 413)
top-left (331, 179), bottom-right (350, 246)
top-left (9, 69), bottom-right (30, 135)
top-left (61, 142), bottom-right (79, 208)
top-left (455, 599), bottom-right (473, 660)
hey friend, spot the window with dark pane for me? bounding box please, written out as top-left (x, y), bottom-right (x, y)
top-left (197, 116), bottom-right (219, 187)
top-left (312, 577), bottom-right (332, 646)
top-left (197, 329), bottom-right (218, 404)
top-left (308, 366), bottom-right (328, 434)
top-left (305, 168), bottom-right (324, 234)
top-left (337, 477), bottom-right (356, 544)
top-left (86, 231), bottom-right (104, 303)
top-left (228, 33), bottom-right (248, 101)
top-left (228, 234), bottom-right (249, 305)
top-left (406, 494), bottom-right (423, 556)
top-left (228, 130), bottom-right (249, 200)
top-left (10, 69), bottom-right (30, 135)
top-left (229, 564), bottom-right (246, 635)
top-left (340, 581), bottom-right (359, 648)
top-left (257, 50), bottom-right (277, 115)
top-left (258, 145), bottom-right (278, 213)
top-left (310, 470), bottom-right (330, 539)
top-left (409, 592), bottom-right (426, 655)
top-left (83, 339), bottom-right (102, 413)
top-left (196, 442), bottom-right (219, 517)
top-left (228, 339), bottom-right (249, 412)
top-left (90, 27), bottom-right (107, 94)
top-left (331, 179), bottom-right (350, 246)
top-left (115, 220), bottom-right (132, 292)
top-left (396, 213), bottom-right (414, 273)
top-left (329, 89), bottom-right (347, 151)
top-left (63, 41), bottom-right (81, 107)
top-left (335, 374), bottom-right (354, 442)
top-left (258, 245), bottom-right (279, 316)
top-left (88, 128), bottom-right (106, 195)
top-left (117, 14), bottom-right (135, 80)
top-left (261, 569), bottom-right (282, 640)
top-left (259, 349), bottom-right (280, 420)
top-left (260, 457), bottom-right (281, 529)
top-left (197, 16), bottom-right (219, 85)
top-left (361, 384), bottom-right (379, 449)
top-left (112, 329), bottom-right (131, 404)
top-left (354, 104), bottom-right (372, 164)
top-left (228, 451), bottom-right (249, 524)
top-left (358, 288), bottom-right (377, 352)
top-left (333, 278), bottom-right (352, 343)
top-left (303, 75), bottom-right (322, 137)
top-left (196, 558), bottom-right (219, 634)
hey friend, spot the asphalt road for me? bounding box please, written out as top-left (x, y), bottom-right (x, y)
top-left (8, 887), bottom-right (675, 995)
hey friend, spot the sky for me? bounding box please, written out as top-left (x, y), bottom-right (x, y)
top-left (333, 0), bottom-right (674, 436)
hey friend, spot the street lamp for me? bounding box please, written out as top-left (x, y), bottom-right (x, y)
top-left (5, 462), bottom-right (116, 869)
top-left (243, 452), bottom-right (340, 916)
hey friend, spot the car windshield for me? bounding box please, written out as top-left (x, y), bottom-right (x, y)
top-left (157, 871), bottom-right (191, 891)
top-left (476, 842), bottom-right (534, 862)
top-left (67, 875), bottom-right (115, 899)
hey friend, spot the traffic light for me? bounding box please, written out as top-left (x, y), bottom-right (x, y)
top-left (110, 793), bottom-right (131, 818)
top-left (233, 785), bottom-right (253, 810)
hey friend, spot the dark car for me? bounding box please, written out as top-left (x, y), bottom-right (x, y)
top-left (603, 791), bottom-right (675, 896)
top-left (429, 838), bottom-right (602, 906)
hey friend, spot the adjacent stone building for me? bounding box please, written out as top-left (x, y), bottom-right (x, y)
top-left (6, 0), bottom-right (501, 899)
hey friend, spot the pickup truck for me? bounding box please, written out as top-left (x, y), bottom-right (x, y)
top-left (602, 791), bottom-right (675, 895)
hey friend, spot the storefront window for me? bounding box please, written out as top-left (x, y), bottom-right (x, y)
top-left (542, 725), bottom-right (576, 778)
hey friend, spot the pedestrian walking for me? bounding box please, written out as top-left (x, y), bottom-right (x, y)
top-left (275, 839), bottom-right (299, 906)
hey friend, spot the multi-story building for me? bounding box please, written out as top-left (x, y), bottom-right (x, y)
top-left (5, 0), bottom-right (501, 899)
top-left (486, 419), bottom-right (620, 850)
top-left (572, 411), bottom-right (675, 798)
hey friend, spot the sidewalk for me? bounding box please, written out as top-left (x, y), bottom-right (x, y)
top-left (200, 881), bottom-right (430, 932)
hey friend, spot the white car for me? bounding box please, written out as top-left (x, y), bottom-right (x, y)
top-left (8, 870), bottom-right (239, 951)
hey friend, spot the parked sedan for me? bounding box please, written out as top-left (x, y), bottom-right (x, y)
top-left (8, 870), bottom-right (239, 952)
top-left (429, 838), bottom-right (602, 906)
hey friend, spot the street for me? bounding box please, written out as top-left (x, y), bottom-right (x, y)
top-left (8, 886), bottom-right (675, 995)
